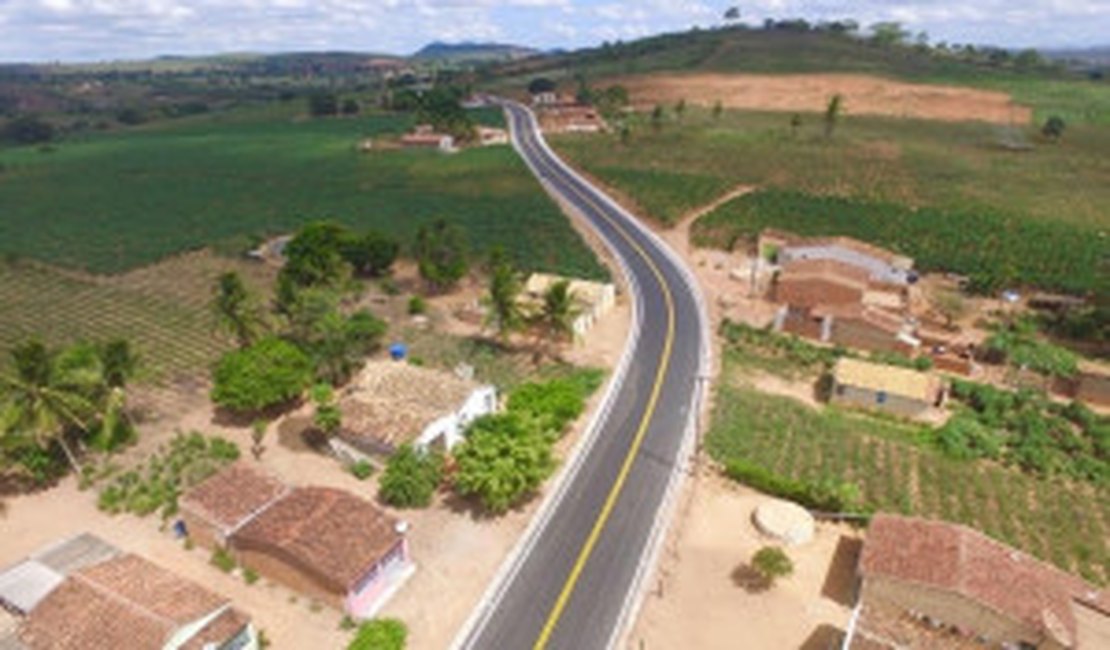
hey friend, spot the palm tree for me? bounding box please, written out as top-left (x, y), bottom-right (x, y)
top-left (483, 249), bottom-right (525, 343)
top-left (212, 271), bottom-right (264, 348)
top-left (0, 341), bottom-right (96, 472)
top-left (532, 280), bottom-right (580, 360)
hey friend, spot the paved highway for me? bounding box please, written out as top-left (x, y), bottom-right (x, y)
top-left (453, 101), bottom-right (709, 650)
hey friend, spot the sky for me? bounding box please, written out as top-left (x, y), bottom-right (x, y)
top-left (0, 0), bottom-right (1107, 63)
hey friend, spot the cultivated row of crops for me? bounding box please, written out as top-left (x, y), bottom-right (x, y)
top-left (693, 190), bottom-right (1107, 295)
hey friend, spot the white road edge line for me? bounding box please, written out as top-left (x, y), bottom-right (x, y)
top-left (449, 101), bottom-right (646, 650)
top-left (522, 109), bottom-right (713, 650)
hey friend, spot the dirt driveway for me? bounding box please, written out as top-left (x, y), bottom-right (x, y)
top-left (612, 73), bottom-right (1031, 124)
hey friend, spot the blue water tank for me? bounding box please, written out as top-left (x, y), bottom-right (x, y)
top-left (389, 343), bottom-right (408, 360)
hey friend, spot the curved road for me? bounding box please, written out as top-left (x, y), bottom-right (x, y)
top-left (453, 102), bottom-right (709, 650)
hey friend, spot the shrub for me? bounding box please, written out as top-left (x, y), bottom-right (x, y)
top-left (751, 546), bottom-right (793, 585)
top-left (350, 460), bottom-right (374, 481)
top-left (933, 414), bottom-right (1002, 461)
top-left (507, 378), bottom-right (589, 436)
top-left (408, 296), bottom-right (427, 316)
top-left (243, 567), bottom-right (260, 585)
top-left (348, 618), bottom-right (407, 650)
top-left (724, 458), bottom-right (862, 512)
top-left (378, 445), bottom-right (443, 508)
top-left (211, 547), bottom-right (236, 573)
top-left (452, 415), bottom-right (555, 513)
top-left (211, 337), bottom-right (313, 413)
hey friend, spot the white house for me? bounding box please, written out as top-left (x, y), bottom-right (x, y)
top-left (335, 359), bottom-right (498, 457)
top-left (522, 273), bottom-right (617, 341)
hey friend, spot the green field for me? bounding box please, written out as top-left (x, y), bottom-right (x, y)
top-left (553, 107), bottom-right (1110, 229)
top-left (708, 348), bottom-right (1110, 586)
top-left (0, 107), bottom-right (604, 280)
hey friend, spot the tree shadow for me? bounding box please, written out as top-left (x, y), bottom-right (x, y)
top-left (440, 488), bottom-right (540, 522)
top-left (798, 624), bottom-right (845, 650)
top-left (275, 415), bottom-right (330, 454)
top-left (730, 563), bottom-right (772, 593)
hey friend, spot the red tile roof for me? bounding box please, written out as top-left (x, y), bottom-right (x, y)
top-left (232, 487), bottom-right (402, 593)
top-left (180, 462), bottom-right (288, 532)
top-left (19, 554), bottom-right (240, 650)
top-left (860, 515), bottom-right (1107, 648)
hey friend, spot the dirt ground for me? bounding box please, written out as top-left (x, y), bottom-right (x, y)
top-left (628, 468), bottom-right (861, 650)
top-left (613, 73), bottom-right (1032, 124)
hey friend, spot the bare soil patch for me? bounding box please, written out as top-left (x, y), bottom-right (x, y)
top-left (613, 73), bottom-right (1031, 124)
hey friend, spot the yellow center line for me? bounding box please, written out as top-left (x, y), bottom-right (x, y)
top-left (517, 113), bottom-right (679, 650)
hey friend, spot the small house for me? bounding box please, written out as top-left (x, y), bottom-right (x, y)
top-left (846, 515), bottom-right (1110, 649)
top-left (477, 126), bottom-right (509, 146)
top-left (831, 357), bottom-right (944, 419)
top-left (760, 229), bottom-right (915, 286)
top-left (521, 273), bottom-right (617, 340)
top-left (335, 359), bottom-right (497, 457)
top-left (181, 464), bottom-right (414, 620)
top-left (0, 534), bottom-right (256, 650)
top-left (401, 124), bottom-right (456, 152)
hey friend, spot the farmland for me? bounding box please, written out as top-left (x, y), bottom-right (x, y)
top-left (708, 346), bottom-right (1110, 586)
top-left (0, 252), bottom-right (275, 381)
top-left (552, 105), bottom-right (1110, 231)
top-left (0, 106), bottom-right (604, 280)
top-left (691, 190), bottom-right (1107, 296)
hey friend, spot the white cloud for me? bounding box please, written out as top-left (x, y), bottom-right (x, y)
top-left (0, 0), bottom-right (1106, 62)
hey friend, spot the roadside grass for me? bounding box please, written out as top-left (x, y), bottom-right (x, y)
top-left (0, 252), bottom-right (274, 381)
top-left (708, 347), bottom-right (1110, 586)
top-left (552, 107), bottom-right (1110, 231)
top-left (0, 109), bottom-right (604, 280)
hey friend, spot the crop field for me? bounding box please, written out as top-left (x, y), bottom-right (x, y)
top-left (709, 350), bottom-right (1110, 586)
top-left (692, 190), bottom-right (1106, 296)
top-left (0, 252), bottom-right (275, 382)
top-left (0, 107), bottom-right (603, 279)
top-left (552, 106), bottom-right (1110, 230)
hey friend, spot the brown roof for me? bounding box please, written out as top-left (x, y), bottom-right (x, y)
top-left (180, 462), bottom-right (288, 532)
top-left (834, 358), bottom-right (942, 403)
top-left (401, 133), bottom-right (451, 146)
top-left (180, 606), bottom-right (251, 650)
top-left (232, 487), bottom-right (401, 592)
top-left (338, 360), bottom-right (481, 448)
top-left (814, 304), bottom-right (907, 335)
top-left (860, 515), bottom-right (1107, 648)
top-left (19, 554), bottom-right (233, 650)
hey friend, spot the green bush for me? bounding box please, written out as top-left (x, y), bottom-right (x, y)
top-left (507, 378), bottom-right (589, 436)
top-left (378, 445), bottom-right (443, 508)
top-left (350, 460), bottom-right (374, 481)
top-left (408, 296), bottom-right (427, 315)
top-left (211, 547), bottom-right (236, 573)
top-left (243, 567), bottom-right (260, 585)
top-left (751, 546), bottom-right (794, 585)
top-left (348, 618), bottom-right (407, 650)
top-left (211, 337), bottom-right (314, 413)
top-left (452, 415), bottom-right (555, 513)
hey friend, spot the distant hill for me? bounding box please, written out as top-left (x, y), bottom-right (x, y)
top-left (1044, 47), bottom-right (1110, 66)
top-left (413, 41), bottom-right (539, 63)
top-left (484, 26), bottom-right (1085, 87)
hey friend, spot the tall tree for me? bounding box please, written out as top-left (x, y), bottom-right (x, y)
top-left (0, 341), bottom-right (97, 472)
top-left (532, 280), bottom-right (580, 359)
top-left (484, 249), bottom-right (525, 342)
top-left (824, 94), bottom-right (843, 139)
top-left (414, 219), bottom-right (469, 293)
top-left (650, 104), bottom-right (665, 132)
top-left (1042, 115), bottom-right (1066, 142)
top-left (212, 271), bottom-right (265, 348)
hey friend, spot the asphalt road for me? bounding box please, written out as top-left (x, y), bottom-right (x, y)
top-left (454, 102), bottom-right (708, 650)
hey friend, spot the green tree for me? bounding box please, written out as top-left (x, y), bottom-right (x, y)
top-left (414, 219), bottom-right (469, 293)
top-left (213, 271), bottom-right (265, 348)
top-left (674, 98), bottom-right (686, 120)
top-left (869, 22), bottom-right (910, 47)
top-left (484, 249), bottom-right (525, 342)
top-left (824, 94), bottom-right (843, 139)
top-left (0, 341), bottom-right (100, 472)
top-left (286, 288), bottom-right (387, 384)
top-left (341, 98), bottom-right (360, 116)
top-left (751, 546), bottom-right (793, 586)
top-left (348, 618), bottom-right (407, 650)
top-left (528, 77), bottom-right (557, 96)
top-left (311, 384), bottom-right (341, 435)
top-left (1042, 115), bottom-right (1066, 142)
top-left (3, 115), bottom-right (55, 145)
top-left (789, 113), bottom-right (802, 138)
top-left (308, 92), bottom-right (339, 117)
top-left (931, 288), bottom-right (968, 329)
top-left (339, 230), bottom-right (399, 277)
top-left (453, 414), bottom-right (555, 513)
top-left (650, 104), bottom-right (665, 132)
top-left (378, 444), bottom-right (444, 508)
top-left (712, 100), bottom-right (723, 120)
top-left (210, 337), bottom-right (313, 413)
top-left (532, 280), bottom-right (580, 358)
top-left (97, 339), bottom-right (138, 389)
